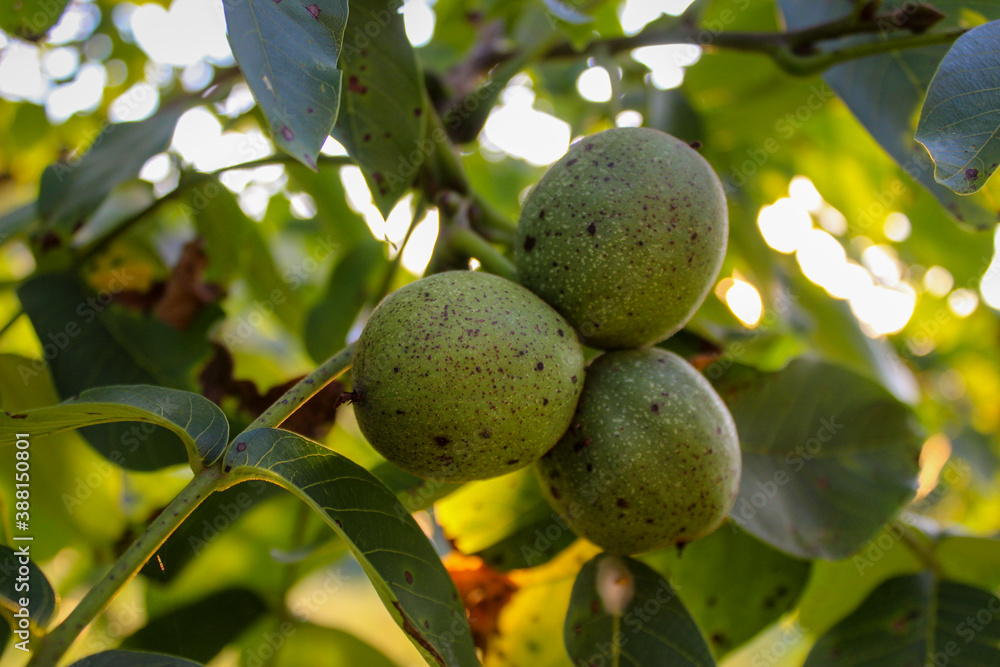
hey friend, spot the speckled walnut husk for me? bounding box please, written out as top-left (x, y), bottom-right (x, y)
top-left (352, 271), bottom-right (585, 482)
top-left (535, 348), bottom-right (741, 554)
top-left (515, 127), bottom-right (728, 349)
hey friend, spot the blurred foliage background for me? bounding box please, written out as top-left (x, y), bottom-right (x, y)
top-left (2, 0), bottom-right (1000, 665)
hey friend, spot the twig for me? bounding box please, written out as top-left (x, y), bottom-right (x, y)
top-left (75, 154), bottom-right (354, 262)
top-left (538, 3), bottom-right (959, 76)
top-left (447, 227), bottom-right (519, 283)
top-left (247, 343), bottom-right (357, 431)
top-left (27, 467), bottom-right (228, 666)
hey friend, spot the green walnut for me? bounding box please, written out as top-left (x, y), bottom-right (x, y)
top-left (352, 270), bottom-right (585, 482)
top-left (515, 127), bottom-right (728, 349)
top-left (535, 348), bottom-right (741, 554)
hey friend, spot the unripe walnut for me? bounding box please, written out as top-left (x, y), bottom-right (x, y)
top-left (536, 348), bottom-right (741, 554)
top-left (352, 271), bottom-right (585, 482)
top-left (516, 127), bottom-right (728, 349)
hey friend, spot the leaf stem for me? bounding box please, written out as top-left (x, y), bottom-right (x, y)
top-left (247, 342), bottom-right (357, 431)
top-left (447, 227), bottom-right (519, 283)
top-left (374, 197), bottom-right (427, 303)
top-left (0, 308), bottom-right (24, 343)
top-left (27, 466), bottom-right (227, 667)
top-left (75, 155), bottom-right (355, 262)
top-left (777, 28), bottom-right (966, 75)
top-left (469, 197), bottom-right (518, 246)
top-left (539, 4), bottom-right (963, 77)
top-left (899, 524), bottom-right (945, 579)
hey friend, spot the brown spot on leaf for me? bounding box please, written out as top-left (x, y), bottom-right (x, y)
top-left (348, 75), bottom-right (368, 95)
top-left (391, 601), bottom-right (445, 664)
top-left (305, 4), bottom-right (321, 18)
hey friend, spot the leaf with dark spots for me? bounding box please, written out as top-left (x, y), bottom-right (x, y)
top-left (223, 428), bottom-right (478, 666)
top-left (915, 19), bottom-right (1000, 195)
top-left (394, 601), bottom-right (446, 666)
top-left (804, 573), bottom-right (1000, 665)
top-left (224, 0), bottom-right (347, 170)
top-left (331, 0), bottom-right (426, 216)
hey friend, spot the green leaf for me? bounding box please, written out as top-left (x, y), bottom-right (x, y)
top-left (223, 427), bottom-right (478, 667)
top-left (304, 237), bottom-right (386, 363)
top-left (224, 0), bottom-right (348, 170)
top-left (778, 0), bottom-right (1000, 228)
top-left (804, 573), bottom-right (1000, 665)
top-left (0, 203), bottom-right (36, 240)
top-left (284, 162), bottom-right (370, 247)
top-left (564, 554), bottom-right (716, 667)
top-left (643, 523), bottom-right (811, 658)
top-left (0, 0), bottom-right (70, 40)
top-left (188, 183), bottom-right (303, 327)
top-left (0, 544), bottom-right (57, 630)
top-left (332, 0), bottom-right (428, 216)
top-left (68, 651), bottom-right (204, 667)
top-left (37, 104), bottom-right (187, 236)
top-left (17, 273), bottom-right (220, 471)
top-left (138, 481), bottom-right (281, 583)
top-left (713, 359), bottom-right (922, 559)
top-left (937, 535), bottom-right (1000, 590)
top-left (795, 522), bottom-right (925, 639)
top-left (436, 468), bottom-right (574, 571)
top-left (122, 588), bottom-right (267, 663)
top-left (0, 385), bottom-right (229, 471)
top-left (916, 20), bottom-right (1000, 194)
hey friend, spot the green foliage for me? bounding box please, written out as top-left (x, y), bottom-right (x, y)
top-left (222, 427), bottom-right (479, 666)
top-left (38, 104), bottom-right (191, 239)
top-left (68, 651), bottom-right (204, 666)
top-left (0, 0), bottom-right (70, 41)
top-left (223, 0), bottom-right (348, 170)
top-left (331, 0), bottom-right (428, 216)
top-left (917, 20), bottom-right (1000, 194)
top-left (121, 588), bottom-right (267, 663)
top-left (643, 524), bottom-right (812, 657)
top-left (804, 573), bottom-right (1000, 665)
top-left (0, 384), bottom-right (230, 470)
top-left (564, 553), bottom-right (715, 666)
top-left (2, 0), bottom-right (1000, 665)
top-left (714, 359), bottom-right (922, 559)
